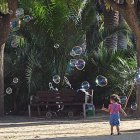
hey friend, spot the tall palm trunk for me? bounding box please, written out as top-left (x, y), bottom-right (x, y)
top-left (0, 0), bottom-right (17, 116)
top-left (117, 14), bottom-right (127, 49)
top-left (104, 9), bottom-right (119, 52)
top-left (0, 44), bottom-right (5, 116)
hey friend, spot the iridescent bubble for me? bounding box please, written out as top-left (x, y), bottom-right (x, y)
top-left (72, 46), bottom-right (82, 56)
top-left (23, 15), bottom-right (33, 22)
top-left (6, 87), bottom-right (12, 95)
top-left (69, 59), bottom-right (78, 67)
top-left (120, 96), bottom-right (127, 105)
top-left (10, 18), bottom-right (21, 31)
top-left (75, 59), bottom-right (85, 70)
top-left (135, 68), bottom-right (140, 84)
top-left (81, 81), bottom-right (90, 90)
top-left (54, 43), bottom-right (59, 49)
top-left (131, 102), bottom-right (137, 111)
top-left (53, 75), bottom-right (60, 84)
top-left (11, 39), bottom-right (18, 48)
top-left (95, 75), bottom-right (108, 87)
top-left (16, 8), bottom-right (24, 18)
top-left (13, 77), bottom-right (19, 84)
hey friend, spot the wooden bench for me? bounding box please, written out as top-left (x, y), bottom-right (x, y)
top-left (28, 89), bottom-right (93, 118)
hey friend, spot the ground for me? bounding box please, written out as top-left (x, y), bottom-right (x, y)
top-left (0, 116), bottom-right (140, 140)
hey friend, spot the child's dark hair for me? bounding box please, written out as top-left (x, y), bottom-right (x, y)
top-left (110, 94), bottom-right (120, 103)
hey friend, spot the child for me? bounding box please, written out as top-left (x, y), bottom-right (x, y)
top-left (102, 94), bottom-right (127, 135)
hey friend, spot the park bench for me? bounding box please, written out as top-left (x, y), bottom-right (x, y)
top-left (28, 89), bottom-right (93, 118)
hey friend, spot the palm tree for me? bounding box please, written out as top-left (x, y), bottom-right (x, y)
top-left (104, 8), bottom-right (119, 52)
top-left (0, 0), bottom-right (17, 116)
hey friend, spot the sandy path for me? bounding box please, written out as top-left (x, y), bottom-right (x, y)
top-left (0, 116), bottom-right (140, 140)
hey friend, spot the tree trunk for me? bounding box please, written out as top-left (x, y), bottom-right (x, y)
top-left (0, 44), bottom-right (5, 116)
top-left (104, 10), bottom-right (119, 52)
top-left (117, 14), bottom-right (127, 50)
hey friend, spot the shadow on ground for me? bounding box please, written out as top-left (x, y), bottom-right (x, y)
top-left (27, 132), bottom-right (140, 140)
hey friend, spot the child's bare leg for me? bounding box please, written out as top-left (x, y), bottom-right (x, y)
top-left (116, 126), bottom-right (120, 134)
top-left (111, 126), bottom-right (114, 135)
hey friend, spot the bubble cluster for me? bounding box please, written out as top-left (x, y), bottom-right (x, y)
top-left (53, 75), bottom-right (60, 84)
top-left (6, 87), bottom-right (12, 95)
top-left (95, 75), bottom-right (108, 87)
top-left (81, 81), bottom-right (90, 90)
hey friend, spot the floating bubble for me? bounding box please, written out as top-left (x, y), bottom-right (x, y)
top-left (135, 68), bottom-right (140, 84)
top-left (75, 59), bottom-right (85, 70)
top-left (120, 96), bottom-right (127, 105)
top-left (23, 15), bottom-right (33, 22)
top-left (13, 77), bottom-right (19, 84)
top-left (69, 59), bottom-right (78, 67)
top-left (6, 87), bottom-right (12, 95)
top-left (10, 18), bottom-right (21, 31)
top-left (53, 75), bottom-right (60, 84)
top-left (95, 75), bottom-right (108, 87)
top-left (72, 46), bottom-right (82, 56)
top-left (131, 102), bottom-right (137, 111)
top-left (11, 39), bottom-right (18, 48)
top-left (54, 43), bottom-right (59, 49)
top-left (81, 81), bottom-right (90, 90)
top-left (16, 8), bottom-right (24, 18)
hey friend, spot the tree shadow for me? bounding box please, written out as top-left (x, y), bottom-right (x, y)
top-left (27, 132), bottom-right (140, 140)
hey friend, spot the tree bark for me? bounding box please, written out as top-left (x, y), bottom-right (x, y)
top-left (105, 0), bottom-right (140, 116)
top-left (0, 44), bottom-right (5, 116)
top-left (104, 9), bottom-right (119, 51)
top-left (0, 0), bottom-right (18, 116)
top-left (117, 14), bottom-right (127, 49)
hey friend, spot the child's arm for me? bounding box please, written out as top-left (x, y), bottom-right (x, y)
top-left (102, 107), bottom-right (109, 112)
top-left (120, 108), bottom-right (127, 117)
top-left (101, 104), bottom-right (110, 112)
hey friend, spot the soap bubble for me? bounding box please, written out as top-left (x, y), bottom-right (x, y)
top-left (135, 68), bottom-right (140, 84)
top-left (69, 59), bottom-right (78, 67)
top-left (81, 81), bottom-right (90, 90)
top-left (54, 43), bottom-right (59, 49)
top-left (10, 18), bottom-right (21, 31)
top-left (75, 59), bottom-right (85, 70)
top-left (131, 102), bottom-right (137, 111)
top-left (6, 87), bottom-right (12, 95)
top-left (16, 8), bottom-right (24, 18)
top-left (96, 75), bottom-right (108, 87)
top-left (120, 96), bottom-right (127, 105)
top-left (11, 39), bottom-right (18, 48)
top-left (13, 77), bottom-right (19, 84)
top-left (53, 75), bottom-right (60, 84)
top-left (23, 15), bottom-right (33, 22)
top-left (72, 46), bottom-right (82, 56)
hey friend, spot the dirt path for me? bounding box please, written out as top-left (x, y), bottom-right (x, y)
top-left (0, 116), bottom-right (140, 140)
